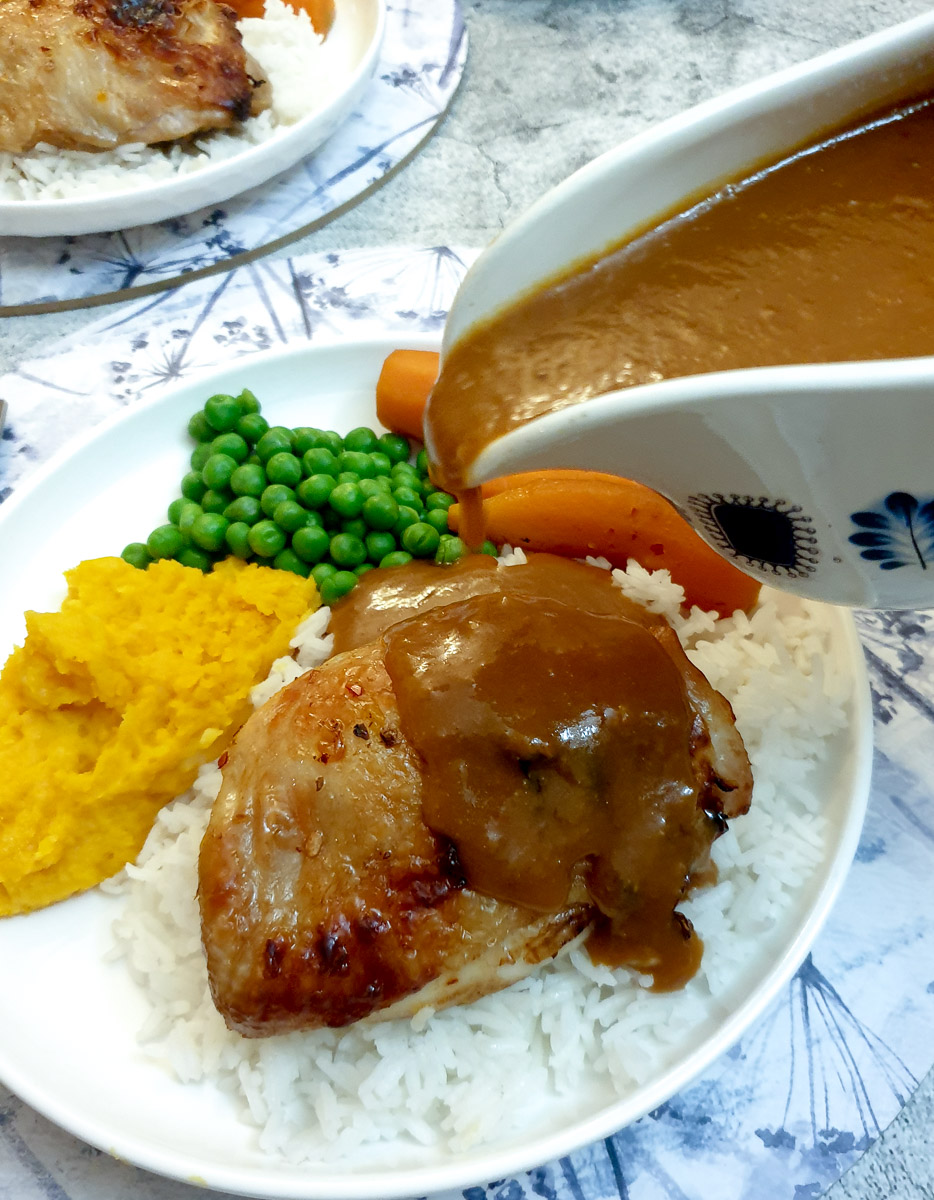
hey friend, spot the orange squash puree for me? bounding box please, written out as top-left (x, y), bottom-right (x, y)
top-left (0, 557), bottom-right (318, 916)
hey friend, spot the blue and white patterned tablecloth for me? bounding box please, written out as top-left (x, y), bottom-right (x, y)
top-left (0, 3), bottom-right (465, 313)
top-left (0, 246), bottom-right (933, 1200)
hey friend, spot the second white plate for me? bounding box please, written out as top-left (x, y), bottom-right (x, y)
top-left (0, 0), bottom-right (384, 238)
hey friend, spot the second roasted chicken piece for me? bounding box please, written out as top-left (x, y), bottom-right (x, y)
top-left (0, 0), bottom-right (269, 153)
top-left (200, 555), bottom-right (753, 1036)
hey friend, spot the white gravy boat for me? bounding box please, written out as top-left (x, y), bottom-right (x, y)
top-left (439, 11), bottom-right (934, 609)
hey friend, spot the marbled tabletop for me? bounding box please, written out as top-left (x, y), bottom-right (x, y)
top-left (1, 2), bottom-right (933, 1199)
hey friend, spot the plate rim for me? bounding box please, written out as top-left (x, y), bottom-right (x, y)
top-left (0, 336), bottom-right (875, 1198)
top-left (0, 0), bottom-right (386, 238)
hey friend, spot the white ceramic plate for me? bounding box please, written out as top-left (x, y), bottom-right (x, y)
top-left (0, 339), bottom-right (873, 1199)
top-left (0, 0), bottom-right (385, 238)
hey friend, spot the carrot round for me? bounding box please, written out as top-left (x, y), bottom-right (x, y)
top-left (375, 349), bottom-right (440, 441)
top-left (448, 474), bottom-right (761, 617)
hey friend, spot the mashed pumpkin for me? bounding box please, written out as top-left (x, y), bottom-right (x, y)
top-left (0, 556), bottom-right (319, 916)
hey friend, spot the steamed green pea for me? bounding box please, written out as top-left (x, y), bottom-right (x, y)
top-left (292, 427), bottom-right (323, 456)
top-left (292, 524), bottom-right (330, 564)
top-left (190, 443), bottom-right (213, 472)
top-left (201, 453), bottom-right (237, 491)
top-left (273, 549), bottom-right (311, 578)
top-left (261, 483), bottom-right (295, 517)
top-left (317, 430), bottom-right (345, 456)
top-left (365, 530), bottom-right (396, 562)
top-left (236, 413), bottom-right (269, 445)
top-left (423, 508), bottom-right (451, 534)
top-left (173, 498), bottom-right (203, 528)
top-left (147, 524), bottom-right (184, 560)
top-left (121, 542), bottom-right (152, 570)
top-left (187, 411), bottom-right (213, 442)
top-left (177, 502), bottom-right (202, 540)
top-left (318, 570), bottom-right (358, 607)
top-left (204, 393), bottom-right (241, 433)
top-left (180, 471), bottom-right (207, 503)
top-left (177, 547), bottom-right (214, 573)
top-left (378, 550), bottom-right (413, 569)
top-left (329, 481), bottom-right (364, 518)
top-left (329, 533), bottom-right (367, 568)
top-left (230, 462), bottom-right (267, 497)
top-left (435, 534), bottom-right (467, 565)
top-left (393, 505), bottom-right (421, 536)
top-left (248, 520), bottom-right (287, 559)
top-left (378, 432), bottom-right (410, 464)
top-left (311, 562), bottom-right (338, 586)
top-left (200, 489), bottom-right (230, 515)
top-left (190, 512), bottom-right (229, 552)
top-left (338, 450), bottom-right (375, 478)
top-left (391, 457), bottom-right (419, 477)
top-left (273, 499), bottom-right (308, 533)
top-left (255, 427), bottom-right (294, 462)
top-left (236, 388), bottom-right (261, 414)
top-left (225, 521), bottom-right (253, 560)
top-left (392, 486), bottom-right (423, 512)
top-left (224, 495), bottom-right (262, 525)
top-left (341, 518), bottom-right (368, 540)
top-left (343, 426), bottom-right (379, 454)
top-left (210, 432), bottom-right (249, 463)
top-left (297, 474), bottom-right (337, 509)
top-left (357, 477), bottom-right (385, 500)
top-left (401, 522), bottom-right (441, 558)
top-left (265, 451), bottom-right (303, 487)
top-left (362, 493), bottom-right (399, 531)
top-left (302, 447), bottom-right (339, 478)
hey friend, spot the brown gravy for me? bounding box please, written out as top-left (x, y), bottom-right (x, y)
top-left (333, 555), bottom-right (738, 990)
top-left (426, 95), bottom-right (934, 495)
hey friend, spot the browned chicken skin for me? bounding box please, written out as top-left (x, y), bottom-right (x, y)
top-left (199, 557), bottom-right (752, 1036)
top-left (199, 644), bottom-right (593, 1035)
top-left (0, 0), bottom-right (268, 153)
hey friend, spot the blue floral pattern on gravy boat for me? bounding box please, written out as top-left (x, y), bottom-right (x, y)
top-left (849, 492), bottom-right (934, 570)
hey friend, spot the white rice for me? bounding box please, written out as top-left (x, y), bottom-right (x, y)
top-left (104, 555), bottom-right (851, 1162)
top-left (0, 0), bottom-right (332, 203)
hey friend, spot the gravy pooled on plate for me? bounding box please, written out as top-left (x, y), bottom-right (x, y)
top-left (426, 94), bottom-right (934, 498)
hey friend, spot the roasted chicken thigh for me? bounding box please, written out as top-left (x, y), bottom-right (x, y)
top-left (0, 0), bottom-right (268, 153)
top-left (199, 556), bottom-right (752, 1036)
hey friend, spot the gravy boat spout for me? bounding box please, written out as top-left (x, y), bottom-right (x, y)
top-left (435, 9), bottom-right (934, 610)
top-left (467, 360), bottom-right (934, 610)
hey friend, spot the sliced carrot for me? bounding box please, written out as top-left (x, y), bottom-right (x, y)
top-left (375, 349), bottom-right (440, 441)
top-left (448, 474), bottom-right (761, 616)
